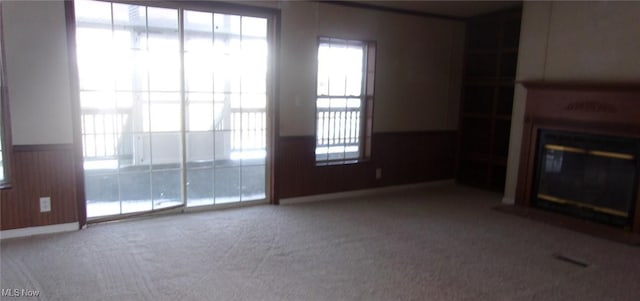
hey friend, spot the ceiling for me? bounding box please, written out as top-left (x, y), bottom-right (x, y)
top-left (348, 1), bottom-right (521, 18)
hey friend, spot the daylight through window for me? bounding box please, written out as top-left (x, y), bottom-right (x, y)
top-left (74, 0), bottom-right (272, 218)
top-left (315, 37), bottom-right (375, 163)
top-left (0, 3), bottom-right (9, 188)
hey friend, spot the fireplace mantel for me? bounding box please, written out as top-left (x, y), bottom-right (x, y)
top-left (513, 81), bottom-right (640, 243)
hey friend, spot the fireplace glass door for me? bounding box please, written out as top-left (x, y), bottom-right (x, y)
top-left (534, 130), bottom-right (639, 227)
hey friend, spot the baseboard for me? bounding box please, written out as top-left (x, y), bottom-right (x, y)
top-left (0, 222), bottom-right (79, 240)
top-left (502, 196), bottom-right (515, 205)
top-left (279, 179), bottom-right (455, 205)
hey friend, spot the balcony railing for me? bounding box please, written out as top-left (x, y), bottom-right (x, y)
top-left (316, 106), bottom-right (361, 148)
top-left (81, 108), bottom-right (133, 161)
top-left (82, 105), bottom-right (362, 166)
top-left (81, 106), bottom-right (268, 167)
top-left (228, 108), bottom-right (266, 153)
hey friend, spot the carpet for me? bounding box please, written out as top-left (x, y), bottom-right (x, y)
top-left (1, 183), bottom-right (639, 300)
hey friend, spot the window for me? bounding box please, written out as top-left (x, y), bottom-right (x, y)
top-left (0, 2), bottom-right (11, 189)
top-left (0, 56), bottom-right (6, 187)
top-left (74, 0), bottom-right (274, 218)
top-left (315, 37), bottom-right (375, 163)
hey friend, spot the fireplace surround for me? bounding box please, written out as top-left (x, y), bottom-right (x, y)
top-left (514, 82), bottom-right (640, 243)
top-left (534, 129), bottom-right (639, 228)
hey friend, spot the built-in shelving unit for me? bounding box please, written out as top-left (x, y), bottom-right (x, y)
top-left (456, 7), bottom-right (522, 191)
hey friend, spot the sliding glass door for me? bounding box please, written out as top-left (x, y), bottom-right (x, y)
top-left (183, 10), bottom-right (267, 207)
top-left (74, 0), bottom-right (271, 219)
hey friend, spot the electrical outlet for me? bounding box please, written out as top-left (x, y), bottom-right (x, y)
top-left (375, 168), bottom-right (382, 179)
top-left (40, 197), bottom-right (51, 213)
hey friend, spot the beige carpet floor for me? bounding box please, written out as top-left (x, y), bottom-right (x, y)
top-left (1, 183), bottom-right (639, 300)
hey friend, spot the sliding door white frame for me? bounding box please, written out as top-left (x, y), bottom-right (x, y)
top-left (71, 0), bottom-right (278, 222)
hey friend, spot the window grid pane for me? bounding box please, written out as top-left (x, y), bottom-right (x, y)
top-left (316, 37), bottom-right (368, 163)
top-left (185, 11), bottom-right (267, 207)
top-left (76, 1), bottom-right (269, 217)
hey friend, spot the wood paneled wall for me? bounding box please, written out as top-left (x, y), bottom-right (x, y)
top-left (1, 132), bottom-right (455, 228)
top-left (276, 130), bottom-right (457, 200)
top-left (1, 144), bottom-right (78, 230)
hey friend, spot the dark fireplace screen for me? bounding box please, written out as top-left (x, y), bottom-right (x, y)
top-left (534, 130), bottom-right (639, 227)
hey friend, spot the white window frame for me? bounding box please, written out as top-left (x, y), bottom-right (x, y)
top-left (315, 37), bottom-right (375, 165)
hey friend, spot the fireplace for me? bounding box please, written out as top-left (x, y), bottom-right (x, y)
top-left (514, 82), bottom-right (640, 243)
top-left (534, 130), bottom-right (639, 228)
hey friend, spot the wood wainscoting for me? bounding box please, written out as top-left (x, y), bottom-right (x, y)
top-left (1, 132), bottom-right (456, 227)
top-left (275, 130), bottom-right (457, 201)
top-left (0, 144), bottom-right (79, 230)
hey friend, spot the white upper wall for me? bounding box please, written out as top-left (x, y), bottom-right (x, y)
top-left (503, 1), bottom-right (640, 202)
top-left (278, 2), bottom-right (465, 135)
top-left (3, 0), bottom-right (74, 145)
top-left (1, 0), bottom-right (464, 144)
top-left (544, 1), bottom-right (640, 81)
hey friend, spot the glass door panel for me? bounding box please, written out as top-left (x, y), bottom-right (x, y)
top-left (76, 2), bottom-right (182, 218)
top-left (184, 10), bottom-right (267, 207)
top-left (76, 1), bottom-right (270, 219)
